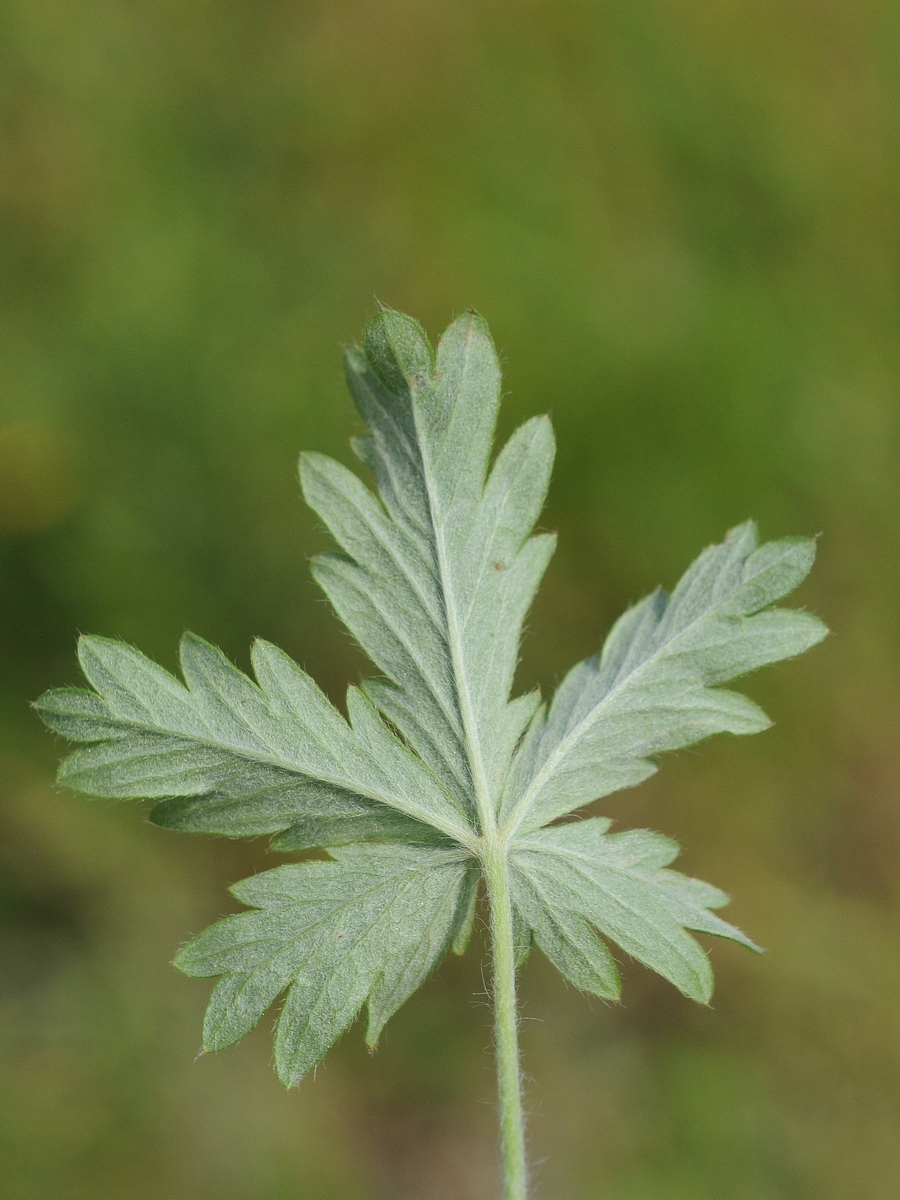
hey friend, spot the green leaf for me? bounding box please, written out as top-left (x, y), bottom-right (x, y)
top-left (303, 309), bottom-right (555, 818)
top-left (176, 845), bottom-right (474, 1085)
top-left (501, 522), bottom-right (828, 836)
top-left (36, 633), bottom-right (471, 846)
top-left (511, 818), bottom-right (759, 1003)
top-left (35, 307), bottom-right (828, 1082)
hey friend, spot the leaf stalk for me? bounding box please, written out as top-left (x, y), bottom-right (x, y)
top-left (483, 836), bottom-right (528, 1200)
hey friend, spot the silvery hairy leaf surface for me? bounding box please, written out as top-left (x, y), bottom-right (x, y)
top-left (36, 308), bottom-right (827, 1086)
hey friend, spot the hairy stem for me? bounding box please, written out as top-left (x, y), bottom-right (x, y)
top-left (484, 840), bottom-right (527, 1200)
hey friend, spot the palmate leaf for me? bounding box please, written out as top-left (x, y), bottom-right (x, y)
top-left (35, 307), bottom-right (827, 1087)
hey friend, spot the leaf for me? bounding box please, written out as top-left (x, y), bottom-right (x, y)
top-left (501, 522), bottom-right (828, 836)
top-left (36, 633), bottom-right (472, 846)
top-left (303, 309), bottom-right (555, 819)
top-left (35, 307), bottom-right (828, 1083)
top-left (510, 818), bottom-right (759, 1003)
top-left (176, 845), bottom-right (475, 1085)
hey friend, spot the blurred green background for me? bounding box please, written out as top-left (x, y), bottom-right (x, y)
top-left (2, 1), bottom-right (899, 1197)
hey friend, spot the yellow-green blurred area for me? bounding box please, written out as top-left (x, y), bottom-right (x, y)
top-left (2, 1), bottom-right (899, 1197)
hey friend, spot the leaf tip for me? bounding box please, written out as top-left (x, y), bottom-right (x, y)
top-left (276, 1060), bottom-right (306, 1090)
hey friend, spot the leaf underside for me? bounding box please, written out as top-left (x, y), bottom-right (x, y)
top-left (35, 308), bottom-right (827, 1083)
top-left (176, 845), bottom-right (477, 1085)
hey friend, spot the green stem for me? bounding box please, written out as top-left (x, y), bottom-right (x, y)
top-left (484, 841), bottom-right (527, 1200)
